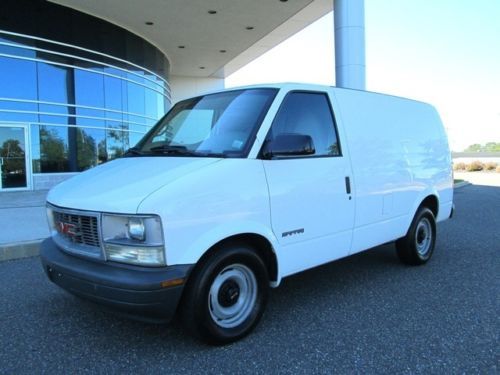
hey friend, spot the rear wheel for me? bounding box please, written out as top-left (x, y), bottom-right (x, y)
top-left (396, 207), bottom-right (436, 265)
top-left (179, 243), bottom-right (269, 345)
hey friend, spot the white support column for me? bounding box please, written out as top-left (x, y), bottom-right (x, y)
top-left (170, 75), bottom-right (225, 104)
top-left (334, 0), bottom-right (366, 90)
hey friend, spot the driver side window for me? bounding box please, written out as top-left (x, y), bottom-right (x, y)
top-left (266, 92), bottom-right (340, 157)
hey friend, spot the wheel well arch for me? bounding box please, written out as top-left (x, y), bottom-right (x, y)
top-left (193, 233), bottom-right (278, 283)
top-left (419, 194), bottom-right (439, 218)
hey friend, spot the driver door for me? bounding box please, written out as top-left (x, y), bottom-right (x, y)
top-left (261, 91), bottom-right (354, 276)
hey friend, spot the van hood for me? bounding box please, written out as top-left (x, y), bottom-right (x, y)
top-left (47, 157), bottom-right (221, 213)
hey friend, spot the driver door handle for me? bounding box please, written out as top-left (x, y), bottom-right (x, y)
top-left (345, 176), bottom-right (351, 195)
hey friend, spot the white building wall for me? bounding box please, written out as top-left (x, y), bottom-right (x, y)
top-left (33, 173), bottom-right (79, 190)
top-left (170, 76), bottom-right (225, 104)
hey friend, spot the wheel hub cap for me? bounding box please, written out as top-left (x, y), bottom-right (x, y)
top-left (208, 264), bottom-right (258, 329)
top-left (218, 280), bottom-right (240, 307)
top-left (415, 217), bottom-right (432, 256)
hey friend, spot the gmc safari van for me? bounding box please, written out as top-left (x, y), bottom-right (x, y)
top-left (40, 83), bottom-right (454, 344)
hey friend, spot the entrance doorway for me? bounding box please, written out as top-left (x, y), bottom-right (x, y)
top-left (0, 124), bottom-right (30, 191)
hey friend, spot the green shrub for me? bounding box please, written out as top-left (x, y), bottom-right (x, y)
top-left (484, 162), bottom-right (498, 171)
top-left (465, 161), bottom-right (484, 171)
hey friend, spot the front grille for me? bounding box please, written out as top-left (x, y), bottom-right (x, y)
top-left (53, 211), bottom-right (100, 247)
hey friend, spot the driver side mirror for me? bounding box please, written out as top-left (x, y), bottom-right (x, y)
top-left (262, 133), bottom-right (315, 159)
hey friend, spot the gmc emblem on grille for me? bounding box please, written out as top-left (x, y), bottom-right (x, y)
top-left (58, 222), bottom-right (80, 238)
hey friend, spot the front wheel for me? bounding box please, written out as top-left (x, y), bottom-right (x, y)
top-left (179, 243), bottom-right (269, 345)
top-left (396, 207), bottom-right (436, 265)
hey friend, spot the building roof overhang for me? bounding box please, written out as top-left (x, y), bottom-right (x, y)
top-left (49, 0), bottom-right (332, 78)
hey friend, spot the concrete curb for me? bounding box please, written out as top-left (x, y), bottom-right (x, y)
top-left (0, 239), bottom-right (43, 262)
top-left (454, 181), bottom-right (470, 189)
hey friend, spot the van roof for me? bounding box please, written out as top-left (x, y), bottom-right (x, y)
top-left (176, 82), bottom-right (432, 107)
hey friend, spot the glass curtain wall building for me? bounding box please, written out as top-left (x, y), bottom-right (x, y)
top-left (0, 0), bottom-right (170, 191)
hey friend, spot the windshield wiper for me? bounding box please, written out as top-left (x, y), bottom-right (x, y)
top-left (123, 147), bottom-right (143, 156)
top-left (149, 145), bottom-right (199, 156)
top-left (144, 145), bottom-right (231, 158)
top-left (194, 151), bottom-right (228, 158)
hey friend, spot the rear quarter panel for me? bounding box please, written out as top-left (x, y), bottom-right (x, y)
top-left (331, 88), bottom-right (453, 253)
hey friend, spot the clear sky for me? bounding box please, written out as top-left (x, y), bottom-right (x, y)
top-left (226, 0), bottom-right (500, 152)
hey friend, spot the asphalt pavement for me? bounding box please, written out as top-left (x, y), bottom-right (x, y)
top-left (0, 184), bottom-right (498, 374)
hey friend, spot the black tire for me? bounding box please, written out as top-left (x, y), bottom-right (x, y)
top-left (396, 207), bottom-right (436, 265)
top-left (179, 243), bottom-right (269, 345)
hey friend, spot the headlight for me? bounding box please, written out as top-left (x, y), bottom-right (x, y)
top-left (101, 214), bottom-right (165, 266)
top-left (128, 217), bottom-right (145, 241)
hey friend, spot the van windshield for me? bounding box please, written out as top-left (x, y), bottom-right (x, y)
top-left (130, 88), bottom-right (278, 158)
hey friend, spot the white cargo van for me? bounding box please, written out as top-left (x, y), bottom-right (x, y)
top-left (40, 83), bottom-right (454, 344)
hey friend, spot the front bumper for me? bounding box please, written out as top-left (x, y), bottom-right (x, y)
top-left (40, 238), bottom-right (193, 323)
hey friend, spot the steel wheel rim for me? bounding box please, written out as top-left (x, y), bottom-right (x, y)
top-left (208, 264), bottom-right (257, 329)
top-left (415, 217), bottom-right (432, 256)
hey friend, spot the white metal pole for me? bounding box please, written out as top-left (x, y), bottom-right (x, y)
top-left (334, 0), bottom-right (366, 90)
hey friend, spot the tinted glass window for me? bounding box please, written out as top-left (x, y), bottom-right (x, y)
top-left (37, 63), bottom-right (71, 125)
top-left (39, 126), bottom-right (69, 172)
top-left (126, 80), bottom-right (146, 115)
top-left (0, 56), bottom-right (37, 100)
top-left (74, 69), bottom-right (105, 108)
top-left (106, 129), bottom-right (129, 159)
top-left (103, 73), bottom-right (123, 111)
top-left (0, 36), bottom-right (36, 57)
top-left (266, 92), bottom-right (340, 157)
top-left (0, 0), bottom-right (171, 175)
top-left (37, 63), bottom-right (70, 103)
top-left (31, 125), bottom-right (41, 173)
top-left (76, 128), bottom-right (106, 171)
top-left (74, 69), bottom-right (106, 129)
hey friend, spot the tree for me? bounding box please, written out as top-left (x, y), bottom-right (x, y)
top-left (40, 127), bottom-right (68, 172)
top-left (0, 139), bottom-right (26, 188)
top-left (106, 128), bottom-right (128, 159)
top-left (76, 129), bottom-right (97, 171)
top-left (464, 143), bottom-right (482, 152)
top-left (484, 142), bottom-right (500, 152)
top-left (0, 139), bottom-right (24, 157)
top-left (464, 142), bottom-right (500, 152)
